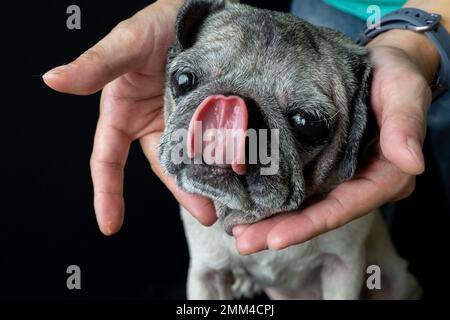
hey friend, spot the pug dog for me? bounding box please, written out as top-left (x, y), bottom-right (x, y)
top-left (158, 0), bottom-right (421, 299)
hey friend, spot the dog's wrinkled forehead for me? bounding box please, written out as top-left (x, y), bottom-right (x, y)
top-left (170, 4), bottom-right (341, 103)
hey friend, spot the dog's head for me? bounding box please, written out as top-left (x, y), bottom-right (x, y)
top-left (158, 0), bottom-right (371, 232)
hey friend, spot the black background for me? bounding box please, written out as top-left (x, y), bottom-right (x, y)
top-left (5, 0), bottom-right (449, 300)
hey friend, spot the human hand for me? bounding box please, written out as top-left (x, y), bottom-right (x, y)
top-left (232, 29), bottom-right (440, 255)
top-left (43, 0), bottom-right (216, 235)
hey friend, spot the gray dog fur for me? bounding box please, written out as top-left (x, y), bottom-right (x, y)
top-left (159, 0), bottom-right (370, 231)
top-left (158, 0), bottom-right (420, 299)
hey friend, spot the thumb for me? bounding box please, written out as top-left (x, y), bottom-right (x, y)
top-left (43, 18), bottom-right (150, 95)
top-left (378, 76), bottom-right (431, 175)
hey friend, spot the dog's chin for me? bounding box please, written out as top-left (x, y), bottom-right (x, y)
top-left (170, 163), bottom-right (305, 233)
top-left (176, 164), bottom-right (255, 211)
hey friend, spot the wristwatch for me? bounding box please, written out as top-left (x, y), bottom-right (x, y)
top-left (356, 8), bottom-right (450, 100)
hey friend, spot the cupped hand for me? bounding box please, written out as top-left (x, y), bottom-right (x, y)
top-left (43, 0), bottom-right (216, 235)
top-left (232, 31), bottom-right (437, 255)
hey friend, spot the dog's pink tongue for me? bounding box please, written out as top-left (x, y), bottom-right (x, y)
top-left (187, 95), bottom-right (248, 175)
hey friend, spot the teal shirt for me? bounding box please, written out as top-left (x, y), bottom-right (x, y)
top-left (323, 0), bottom-right (407, 20)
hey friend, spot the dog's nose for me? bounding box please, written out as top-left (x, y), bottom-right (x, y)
top-left (187, 95), bottom-right (248, 174)
top-left (244, 97), bottom-right (268, 167)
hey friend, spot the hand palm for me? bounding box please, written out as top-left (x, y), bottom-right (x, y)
top-left (232, 46), bottom-right (430, 254)
top-left (45, 1), bottom-right (215, 234)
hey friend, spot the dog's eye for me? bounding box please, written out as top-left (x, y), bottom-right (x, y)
top-left (289, 113), bottom-right (330, 144)
top-left (172, 70), bottom-right (197, 97)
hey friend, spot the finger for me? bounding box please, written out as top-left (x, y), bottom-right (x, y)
top-left (235, 222), bottom-right (271, 255)
top-left (140, 133), bottom-right (217, 226)
top-left (231, 225), bottom-right (250, 237)
top-left (43, 18), bottom-right (151, 95)
top-left (90, 120), bottom-right (131, 235)
top-left (376, 75), bottom-right (431, 175)
top-left (266, 159), bottom-right (411, 250)
top-left (233, 213), bottom-right (295, 255)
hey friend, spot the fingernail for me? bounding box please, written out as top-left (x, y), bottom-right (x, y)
top-left (43, 64), bottom-right (74, 78)
top-left (267, 236), bottom-right (283, 250)
top-left (104, 221), bottom-right (114, 236)
top-left (232, 225), bottom-right (248, 237)
top-left (406, 137), bottom-right (425, 171)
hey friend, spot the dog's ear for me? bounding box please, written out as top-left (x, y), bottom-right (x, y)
top-left (337, 51), bottom-right (372, 181)
top-left (175, 0), bottom-right (227, 50)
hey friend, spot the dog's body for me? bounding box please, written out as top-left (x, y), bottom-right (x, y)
top-left (158, 0), bottom-right (421, 299)
top-left (181, 208), bottom-right (420, 299)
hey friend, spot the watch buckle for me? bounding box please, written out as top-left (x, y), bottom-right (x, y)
top-left (405, 13), bottom-right (441, 32)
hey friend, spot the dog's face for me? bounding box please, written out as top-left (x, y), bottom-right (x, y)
top-left (159, 0), bottom-right (371, 231)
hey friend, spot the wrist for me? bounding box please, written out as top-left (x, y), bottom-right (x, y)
top-left (366, 29), bottom-right (440, 84)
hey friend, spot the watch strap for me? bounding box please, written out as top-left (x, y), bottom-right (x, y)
top-left (356, 8), bottom-right (450, 99)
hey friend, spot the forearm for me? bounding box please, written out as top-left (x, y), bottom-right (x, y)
top-left (367, 0), bottom-right (450, 85)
